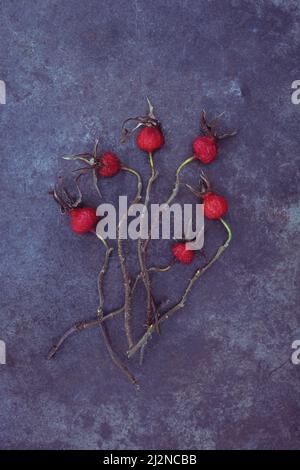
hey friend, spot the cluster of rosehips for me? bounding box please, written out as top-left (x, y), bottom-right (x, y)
top-left (49, 100), bottom-right (235, 386)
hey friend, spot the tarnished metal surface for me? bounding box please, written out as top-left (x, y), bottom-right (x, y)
top-left (0, 0), bottom-right (299, 450)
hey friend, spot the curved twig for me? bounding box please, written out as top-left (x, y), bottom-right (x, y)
top-left (142, 156), bottom-right (194, 254)
top-left (99, 313), bottom-right (140, 389)
top-left (97, 242), bottom-right (113, 314)
top-left (165, 156), bottom-right (194, 206)
top-left (47, 307), bottom-right (123, 360)
top-left (96, 241), bottom-right (139, 388)
top-left (118, 166), bottom-right (143, 348)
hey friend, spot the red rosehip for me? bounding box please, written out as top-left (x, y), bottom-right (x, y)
top-left (192, 135), bottom-right (218, 164)
top-left (172, 242), bottom-right (195, 264)
top-left (203, 192), bottom-right (228, 220)
top-left (69, 207), bottom-right (99, 234)
top-left (98, 152), bottom-right (121, 177)
top-left (136, 126), bottom-right (164, 153)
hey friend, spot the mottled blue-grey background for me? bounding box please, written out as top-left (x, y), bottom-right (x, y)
top-left (0, 0), bottom-right (300, 450)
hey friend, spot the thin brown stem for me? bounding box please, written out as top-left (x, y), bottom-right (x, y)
top-left (137, 155), bottom-right (194, 352)
top-left (47, 307), bottom-right (123, 360)
top-left (117, 238), bottom-right (132, 348)
top-left (97, 242), bottom-right (139, 388)
top-left (97, 243), bottom-right (113, 314)
top-left (121, 166), bottom-right (143, 203)
top-left (118, 166), bottom-right (143, 349)
top-left (127, 219), bottom-right (232, 358)
top-left (138, 152), bottom-right (159, 326)
top-left (97, 308), bottom-right (139, 389)
top-left (47, 263), bottom-right (172, 360)
top-left (137, 239), bottom-right (152, 325)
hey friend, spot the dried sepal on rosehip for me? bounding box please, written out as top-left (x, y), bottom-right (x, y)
top-left (62, 139), bottom-right (142, 207)
top-left (50, 177), bottom-right (99, 234)
top-left (121, 97), bottom-right (164, 154)
top-left (192, 110), bottom-right (236, 164)
top-left (186, 171), bottom-right (228, 220)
